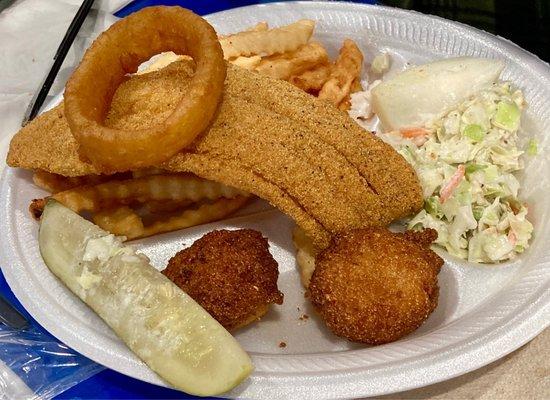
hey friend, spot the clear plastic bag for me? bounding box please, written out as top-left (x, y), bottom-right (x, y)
top-left (0, 279), bottom-right (103, 400)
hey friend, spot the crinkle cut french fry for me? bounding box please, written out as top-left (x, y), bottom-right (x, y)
top-left (351, 77), bottom-right (363, 93)
top-left (318, 39), bottom-right (363, 109)
top-left (32, 170), bottom-right (119, 194)
top-left (94, 196), bottom-right (250, 240)
top-left (289, 63), bottom-right (331, 93)
top-left (33, 171), bottom-right (78, 193)
top-left (29, 174), bottom-right (249, 217)
top-left (254, 42), bottom-right (329, 80)
top-left (338, 98), bottom-right (351, 111)
top-left (51, 174), bottom-right (248, 213)
top-left (30, 198), bottom-right (47, 220)
top-left (338, 78), bottom-right (363, 111)
top-left (248, 21), bottom-right (269, 33)
top-left (131, 167), bottom-right (168, 178)
top-left (219, 21), bottom-right (268, 39)
top-left (292, 226), bottom-right (320, 288)
top-left (145, 199), bottom-right (194, 214)
top-left (141, 195), bottom-right (250, 238)
top-left (220, 19), bottom-right (315, 59)
top-left (93, 206), bottom-right (144, 238)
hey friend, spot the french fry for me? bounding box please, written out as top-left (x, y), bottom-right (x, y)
top-left (141, 196), bottom-right (249, 239)
top-left (337, 78), bottom-right (363, 111)
top-left (131, 167), bottom-right (167, 178)
top-left (246, 21), bottom-right (268, 33)
top-left (32, 171), bottom-right (118, 194)
top-left (254, 42), bottom-right (329, 80)
top-left (94, 196), bottom-right (250, 240)
top-left (225, 22), bottom-right (268, 71)
top-left (318, 39), bottom-right (363, 109)
top-left (93, 206), bottom-right (144, 238)
top-left (33, 171), bottom-right (81, 193)
top-left (288, 63), bottom-right (331, 93)
top-left (229, 55), bottom-right (262, 70)
top-left (219, 21), bottom-right (268, 39)
top-left (292, 226), bottom-right (320, 288)
top-left (31, 173), bottom-right (252, 240)
top-left (30, 198), bottom-right (47, 220)
top-left (220, 19), bottom-right (315, 59)
top-left (144, 199), bottom-right (194, 214)
top-left (338, 98), bottom-right (351, 111)
top-left (30, 174), bottom-right (249, 215)
top-left (351, 76), bottom-right (363, 93)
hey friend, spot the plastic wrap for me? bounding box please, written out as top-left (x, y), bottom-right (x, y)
top-left (0, 284), bottom-right (103, 400)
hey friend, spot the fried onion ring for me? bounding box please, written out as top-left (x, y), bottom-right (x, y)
top-left (64, 6), bottom-right (226, 172)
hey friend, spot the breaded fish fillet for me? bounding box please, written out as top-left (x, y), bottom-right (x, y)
top-left (7, 61), bottom-right (422, 247)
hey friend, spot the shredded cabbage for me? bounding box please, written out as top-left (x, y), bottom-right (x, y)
top-left (355, 82), bottom-right (534, 263)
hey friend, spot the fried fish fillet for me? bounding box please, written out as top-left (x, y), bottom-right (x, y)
top-left (7, 61), bottom-right (422, 247)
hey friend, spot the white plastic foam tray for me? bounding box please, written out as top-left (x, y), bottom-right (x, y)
top-left (1, 2), bottom-right (549, 399)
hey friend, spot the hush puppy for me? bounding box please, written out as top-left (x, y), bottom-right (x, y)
top-left (309, 227), bottom-right (443, 344)
top-left (163, 229), bottom-right (283, 331)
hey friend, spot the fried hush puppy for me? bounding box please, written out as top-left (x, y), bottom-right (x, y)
top-left (309, 227), bottom-right (443, 344)
top-left (163, 229), bottom-right (283, 331)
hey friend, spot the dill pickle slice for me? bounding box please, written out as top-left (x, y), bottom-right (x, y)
top-left (39, 200), bottom-right (252, 396)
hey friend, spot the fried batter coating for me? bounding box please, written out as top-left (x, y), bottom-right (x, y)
top-left (7, 62), bottom-right (423, 248)
top-left (309, 227), bottom-right (443, 344)
top-left (162, 229), bottom-right (283, 331)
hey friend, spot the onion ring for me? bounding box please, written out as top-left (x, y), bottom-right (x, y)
top-left (64, 6), bottom-right (226, 172)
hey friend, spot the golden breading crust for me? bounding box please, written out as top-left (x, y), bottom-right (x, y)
top-left (7, 61), bottom-right (423, 248)
top-left (7, 60), bottom-right (196, 177)
top-left (162, 229), bottom-right (283, 331)
top-left (309, 227), bottom-right (443, 344)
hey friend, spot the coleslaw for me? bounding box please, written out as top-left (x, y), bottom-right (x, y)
top-left (351, 80), bottom-right (534, 263)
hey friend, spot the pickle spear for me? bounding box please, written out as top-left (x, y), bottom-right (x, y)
top-left (38, 200), bottom-right (252, 396)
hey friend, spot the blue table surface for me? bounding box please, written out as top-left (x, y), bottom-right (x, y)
top-left (0, 1), bottom-right (375, 399)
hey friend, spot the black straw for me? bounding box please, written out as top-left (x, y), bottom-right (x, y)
top-left (22, 0), bottom-right (96, 126)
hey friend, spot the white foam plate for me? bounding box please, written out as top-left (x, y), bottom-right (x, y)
top-left (1, 2), bottom-right (549, 399)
